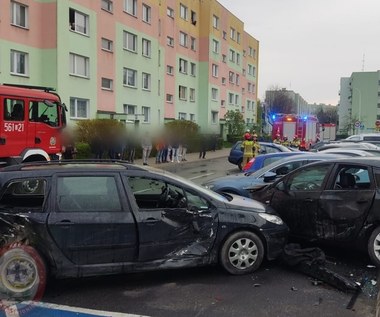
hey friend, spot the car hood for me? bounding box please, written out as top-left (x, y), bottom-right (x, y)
top-left (223, 193), bottom-right (268, 212)
top-left (204, 174), bottom-right (252, 186)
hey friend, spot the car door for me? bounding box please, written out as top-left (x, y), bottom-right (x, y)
top-left (124, 174), bottom-right (217, 262)
top-left (269, 163), bottom-right (333, 239)
top-left (47, 173), bottom-right (138, 265)
top-left (318, 163), bottom-right (375, 241)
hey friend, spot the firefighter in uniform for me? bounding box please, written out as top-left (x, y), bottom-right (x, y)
top-left (291, 135), bottom-right (300, 148)
top-left (252, 134), bottom-right (261, 157)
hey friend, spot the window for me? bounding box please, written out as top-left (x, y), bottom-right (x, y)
top-left (167, 7), bottom-right (174, 18)
top-left (212, 64), bottom-right (218, 77)
top-left (222, 54), bottom-right (226, 63)
top-left (236, 53), bottom-right (241, 65)
top-left (179, 85), bottom-right (187, 100)
top-left (191, 11), bottom-right (197, 25)
top-left (235, 95), bottom-right (239, 105)
top-left (142, 106), bottom-right (150, 123)
top-left (101, 38), bottom-right (113, 52)
top-left (4, 99), bottom-right (24, 121)
top-left (180, 4), bottom-right (188, 20)
top-left (124, 104), bottom-right (136, 115)
top-left (179, 58), bottom-right (188, 74)
top-left (179, 112), bottom-right (187, 120)
top-left (11, 1), bottom-right (28, 28)
top-left (223, 31), bottom-right (227, 40)
top-left (142, 4), bottom-right (151, 23)
top-left (10, 50), bottom-right (28, 76)
top-left (166, 65), bottom-right (174, 75)
top-left (221, 100), bottom-right (225, 107)
top-left (57, 176), bottom-right (121, 212)
top-left (229, 93), bottom-right (234, 104)
top-left (70, 97), bottom-right (89, 119)
top-left (222, 77), bottom-right (226, 85)
top-left (179, 32), bottom-right (188, 47)
top-left (167, 36), bottom-right (174, 47)
top-left (230, 28), bottom-right (236, 40)
top-left (69, 8), bottom-right (89, 35)
top-left (248, 83), bottom-right (252, 93)
top-left (212, 111), bottom-right (218, 124)
top-left (287, 164), bottom-right (330, 191)
top-left (142, 73), bottom-right (151, 90)
top-left (211, 88), bottom-right (218, 100)
top-left (190, 114), bottom-right (195, 121)
top-left (69, 53), bottom-right (89, 78)
top-left (124, 31), bottom-right (137, 52)
top-left (247, 100), bottom-right (251, 110)
top-left (190, 37), bottom-right (196, 51)
top-left (212, 15), bottom-right (219, 29)
top-left (142, 39), bottom-right (151, 57)
top-left (101, 78), bottom-right (113, 90)
top-left (212, 40), bottom-right (219, 53)
top-left (229, 49), bottom-right (235, 62)
top-left (101, 0), bottom-right (113, 12)
top-left (190, 88), bottom-right (195, 102)
top-left (166, 94), bottom-right (173, 103)
top-left (236, 74), bottom-right (240, 86)
top-left (124, 0), bottom-right (137, 16)
top-left (123, 68), bottom-right (137, 87)
top-left (190, 63), bottom-right (196, 76)
top-left (229, 71), bottom-right (235, 83)
top-left (237, 32), bottom-right (241, 44)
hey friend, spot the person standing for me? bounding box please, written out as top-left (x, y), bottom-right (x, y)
top-left (141, 132), bottom-right (152, 165)
top-left (241, 134), bottom-right (254, 165)
top-left (252, 134), bottom-right (261, 158)
top-left (199, 135), bottom-right (207, 159)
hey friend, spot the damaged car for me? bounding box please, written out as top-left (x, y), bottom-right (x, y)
top-left (0, 161), bottom-right (288, 299)
top-left (251, 157), bottom-right (380, 267)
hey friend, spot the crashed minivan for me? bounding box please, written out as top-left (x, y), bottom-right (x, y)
top-left (0, 161), bottom-right (288, 300)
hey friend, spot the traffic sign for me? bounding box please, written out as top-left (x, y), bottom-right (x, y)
top-left (354, 121), bottom-right (361, 128)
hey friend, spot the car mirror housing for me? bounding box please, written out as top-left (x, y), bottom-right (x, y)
top-left (263, 172), bottom-right (277, 183)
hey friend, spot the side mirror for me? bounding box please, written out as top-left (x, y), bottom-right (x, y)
top-left (263, 172), bottom-right (277, 183)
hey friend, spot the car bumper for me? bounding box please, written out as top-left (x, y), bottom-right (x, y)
top-left (261, 226), bottom-right (288, 260)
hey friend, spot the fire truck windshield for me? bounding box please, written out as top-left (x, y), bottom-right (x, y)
top-left (29, 100), bottom-right (60, 127)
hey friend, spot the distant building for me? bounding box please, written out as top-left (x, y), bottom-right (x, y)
top-left (0, 0), bottom-right (259, 135)
top-left (338, 71), bottom-right (380, 135)
top-left (265, 88), bottom-right (309, 115)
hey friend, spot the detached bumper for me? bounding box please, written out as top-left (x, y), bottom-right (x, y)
top-left (261, 226), bottom-right (288, 260)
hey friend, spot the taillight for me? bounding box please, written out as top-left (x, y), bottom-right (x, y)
top-left (243, 158), bottom-right (255, 172)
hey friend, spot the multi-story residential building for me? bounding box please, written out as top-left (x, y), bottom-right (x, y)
top-left (0, 0), bottom-right (259, 135)
top-left (265, 89), bottom-right (309, 115)
top-left (338, 71), bottom-right (380, 134)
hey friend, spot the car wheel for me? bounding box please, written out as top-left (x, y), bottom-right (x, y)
top-left (368, 227), bottom-right (380, 266)
top-left (0, 245), bottom-right (47, 300)
top-left (237, 159), bottom-right (243, 171)
top-left (220, 231), bottom-right (264, 275)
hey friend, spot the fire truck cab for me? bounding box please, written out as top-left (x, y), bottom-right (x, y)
top-left (0, 84), bottom-right (67, 166)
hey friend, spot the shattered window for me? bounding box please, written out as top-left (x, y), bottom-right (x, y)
top-left (0, 178), bottom-right (46, 211)
top-left (287, 164), bottom-right (330, 191)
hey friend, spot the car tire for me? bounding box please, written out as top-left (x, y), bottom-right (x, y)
top-left (220, 231), bottom-right (264, 275)
top-left (0, 245), bottom-right (47, 301)
top-left (237, 159), bottom-right (243, 171)
top-left (368, 227), bottom-right (380, 266)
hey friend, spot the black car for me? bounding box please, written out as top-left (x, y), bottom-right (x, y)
top-left (0, 161), bottom-right (288, 300)
top-left (251, 157), bottom-right (380, 266)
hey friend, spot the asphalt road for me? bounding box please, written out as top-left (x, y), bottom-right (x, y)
top-left (42, 157), bottom-right (378, 317)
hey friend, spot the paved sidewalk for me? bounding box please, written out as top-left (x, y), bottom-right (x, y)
top-left (133, 147), bottom-right (231, 172)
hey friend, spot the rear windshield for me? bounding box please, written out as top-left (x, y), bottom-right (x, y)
top-left (363, 136), bottom-right (380, 141)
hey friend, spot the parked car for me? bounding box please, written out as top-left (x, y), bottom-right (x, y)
top-left (228, 141), bottom-right (291, 170)
top-left (318, 148), bottom-right (376, 157)
top-left (204, 153), bottom-right (341, 198)
top-left (317, 142), bottom-right (380, 151)
top-left (0, 161), bottom-right (288, 300)
top-left (345, 133), bottom-right (380, 145)
top-left (242, 151), bottom-right (307, 172)
top-left (251, 157), bottom-right (380, 266)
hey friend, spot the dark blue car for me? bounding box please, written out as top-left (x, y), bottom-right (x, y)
top-left (228, 141), bottom-right (292, 170)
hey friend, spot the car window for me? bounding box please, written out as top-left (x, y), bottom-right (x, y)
top-left (0, 178), bottom-right (46, 211)
top-left (287, 164), bottom-right (330, 191)
top-left (57, 176), bottom-right (121, 212)
top-left (264, 146), bottom-right (278, 154)
top-left (263, 156), bottom-right (282, 166)
top-left (270, 161), bottom-right (304, 176)
top-left (332, 165), bottom-right (371, 190)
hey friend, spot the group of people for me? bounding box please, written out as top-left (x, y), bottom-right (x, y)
top-left (273, 134), bottom-right (308, 151)
top-left (241, 130), bottom-right (261, 165)
top-left (153, 136), bottom-right (188, 165)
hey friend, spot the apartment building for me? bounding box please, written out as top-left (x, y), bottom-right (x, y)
top-left (338, 71), bottom-right (380, 134)
top-left (0, 0), bottom-right (259, 135)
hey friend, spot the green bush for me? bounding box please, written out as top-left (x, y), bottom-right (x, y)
top-left (75, 142), bottom-right (92, 159)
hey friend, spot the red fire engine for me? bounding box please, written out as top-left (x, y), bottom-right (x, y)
top-left (271, 114), bottom-right (320, 146)
top-left (0, 84), bottom-right (67, 166)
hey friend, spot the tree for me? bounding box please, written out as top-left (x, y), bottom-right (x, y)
top-left (313, 106), bottom-right (338, 124)
top-left (164, 120), bottom-right (199, 139)
top-left (224, 110), bottom-right (245, 136)
top-left (266, 87), bottom-right (295, 114)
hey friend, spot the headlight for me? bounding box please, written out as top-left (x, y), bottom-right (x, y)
top-left (258, 213), bottom-right (283, 225)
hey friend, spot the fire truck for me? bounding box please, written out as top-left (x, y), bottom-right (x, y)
top-left (271, 114), bottom-right (319, 145)
top-left (0, 84), bottom-right (67, 166)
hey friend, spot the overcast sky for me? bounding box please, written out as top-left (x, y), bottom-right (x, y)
top-left (217, 0), bottom-right (380, 105)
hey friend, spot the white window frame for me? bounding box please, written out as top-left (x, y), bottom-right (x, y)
top-left (124, 0), bottom-right (137, 16)
top-left (166, 65), bottom-right (174, 75)
top-left (211, 111), bottom-right (218, 124)
top-left (142, 72), bottom-right (151, 91)
top-left (190, 88), bottom-right (195, 102)
top-left (101, 78), bottom-right (113, 90)
top-left (69, 8), bottom-right (89, 35)
top-left (179, 58), bottom-right (188, 74)
top-left (167, 36), bottom-right (174, 47)
top-left (190, 63), bottom-right (196, 76)
top-left (235, 95), bottom-right (239, 105)
top-left (123, 68), bottom-right (137, 87)
top-left (178, 112), bottom-right (187, 120)
top-left (69, 53), bottom-right (89, 78)
top-left (212, 39), bottom-right (219, 53)
top-left (190, 37), bottom-right (196, 51)
top-left (190, 114), bottom-right (195, 121)
top-left (212, 64), bottom-right (218, 78)
top-left (11, 1), bottom-right (28, 28)
top-left (211, 88), bottom-right (218, 101)
top-left (180, 4), bottom-right (188, 20)
top-left (212, 15), bottom-right (219, 29)
top-left (237, 32), bottom-right (241, 44)
top-left (142, 106), bottom-right (150, 123)
top-left (230, 27), bottom-right (235, 40)
top-left (166, 94), bottom-right (173, 103)
top-left (229, 49), bottom-right (235, 62)
top-left (101, 38), bottom-right (113, 52)
top-left (167, 7), bottom-right (174, 18)
top-left (10, 50), bottom-right (29, 76)
top-left (101, 0), bottom-right (113, 13)
top-left (229, 71), bottom-right (235, 84)
top-left (124, 104), bottom-right (136, 115)
top-left (70, 97), bottom-right (89, 119)
top-left (142, 38), bottom-right (151, 57)
top-left (179, 85), bottom-right (187, 100)
top-left (228, 93), bottom-right (234, 104)
top-left (142, 4), bottom-right (151, 23)
top-left (236, 53), bottom-right (240, 65)
top-left (236, 74), bottom-right (240, 86)
top-left (179, 31), bottom-right (188, 47)
top-left (123, 31), bottom-right (137, 52)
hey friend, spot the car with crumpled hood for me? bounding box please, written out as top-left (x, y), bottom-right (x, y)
top-left (0, 161), bottom-right (288, 300)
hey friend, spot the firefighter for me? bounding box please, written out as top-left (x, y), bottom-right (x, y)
top-left (282, 136), bottom-right (289, 147)
top-left (241, 133), bottom-right (254, 164)
top-left (291, 135), bottom-right (300, 148)
top-left (299, 138), bottom-right (307, 151)
top-left (252, 133), bottom-right (261, 157)
top-left (273, 133), bottom-right (282, 144)
top-left (243, 129), bottom-right (251, 141)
